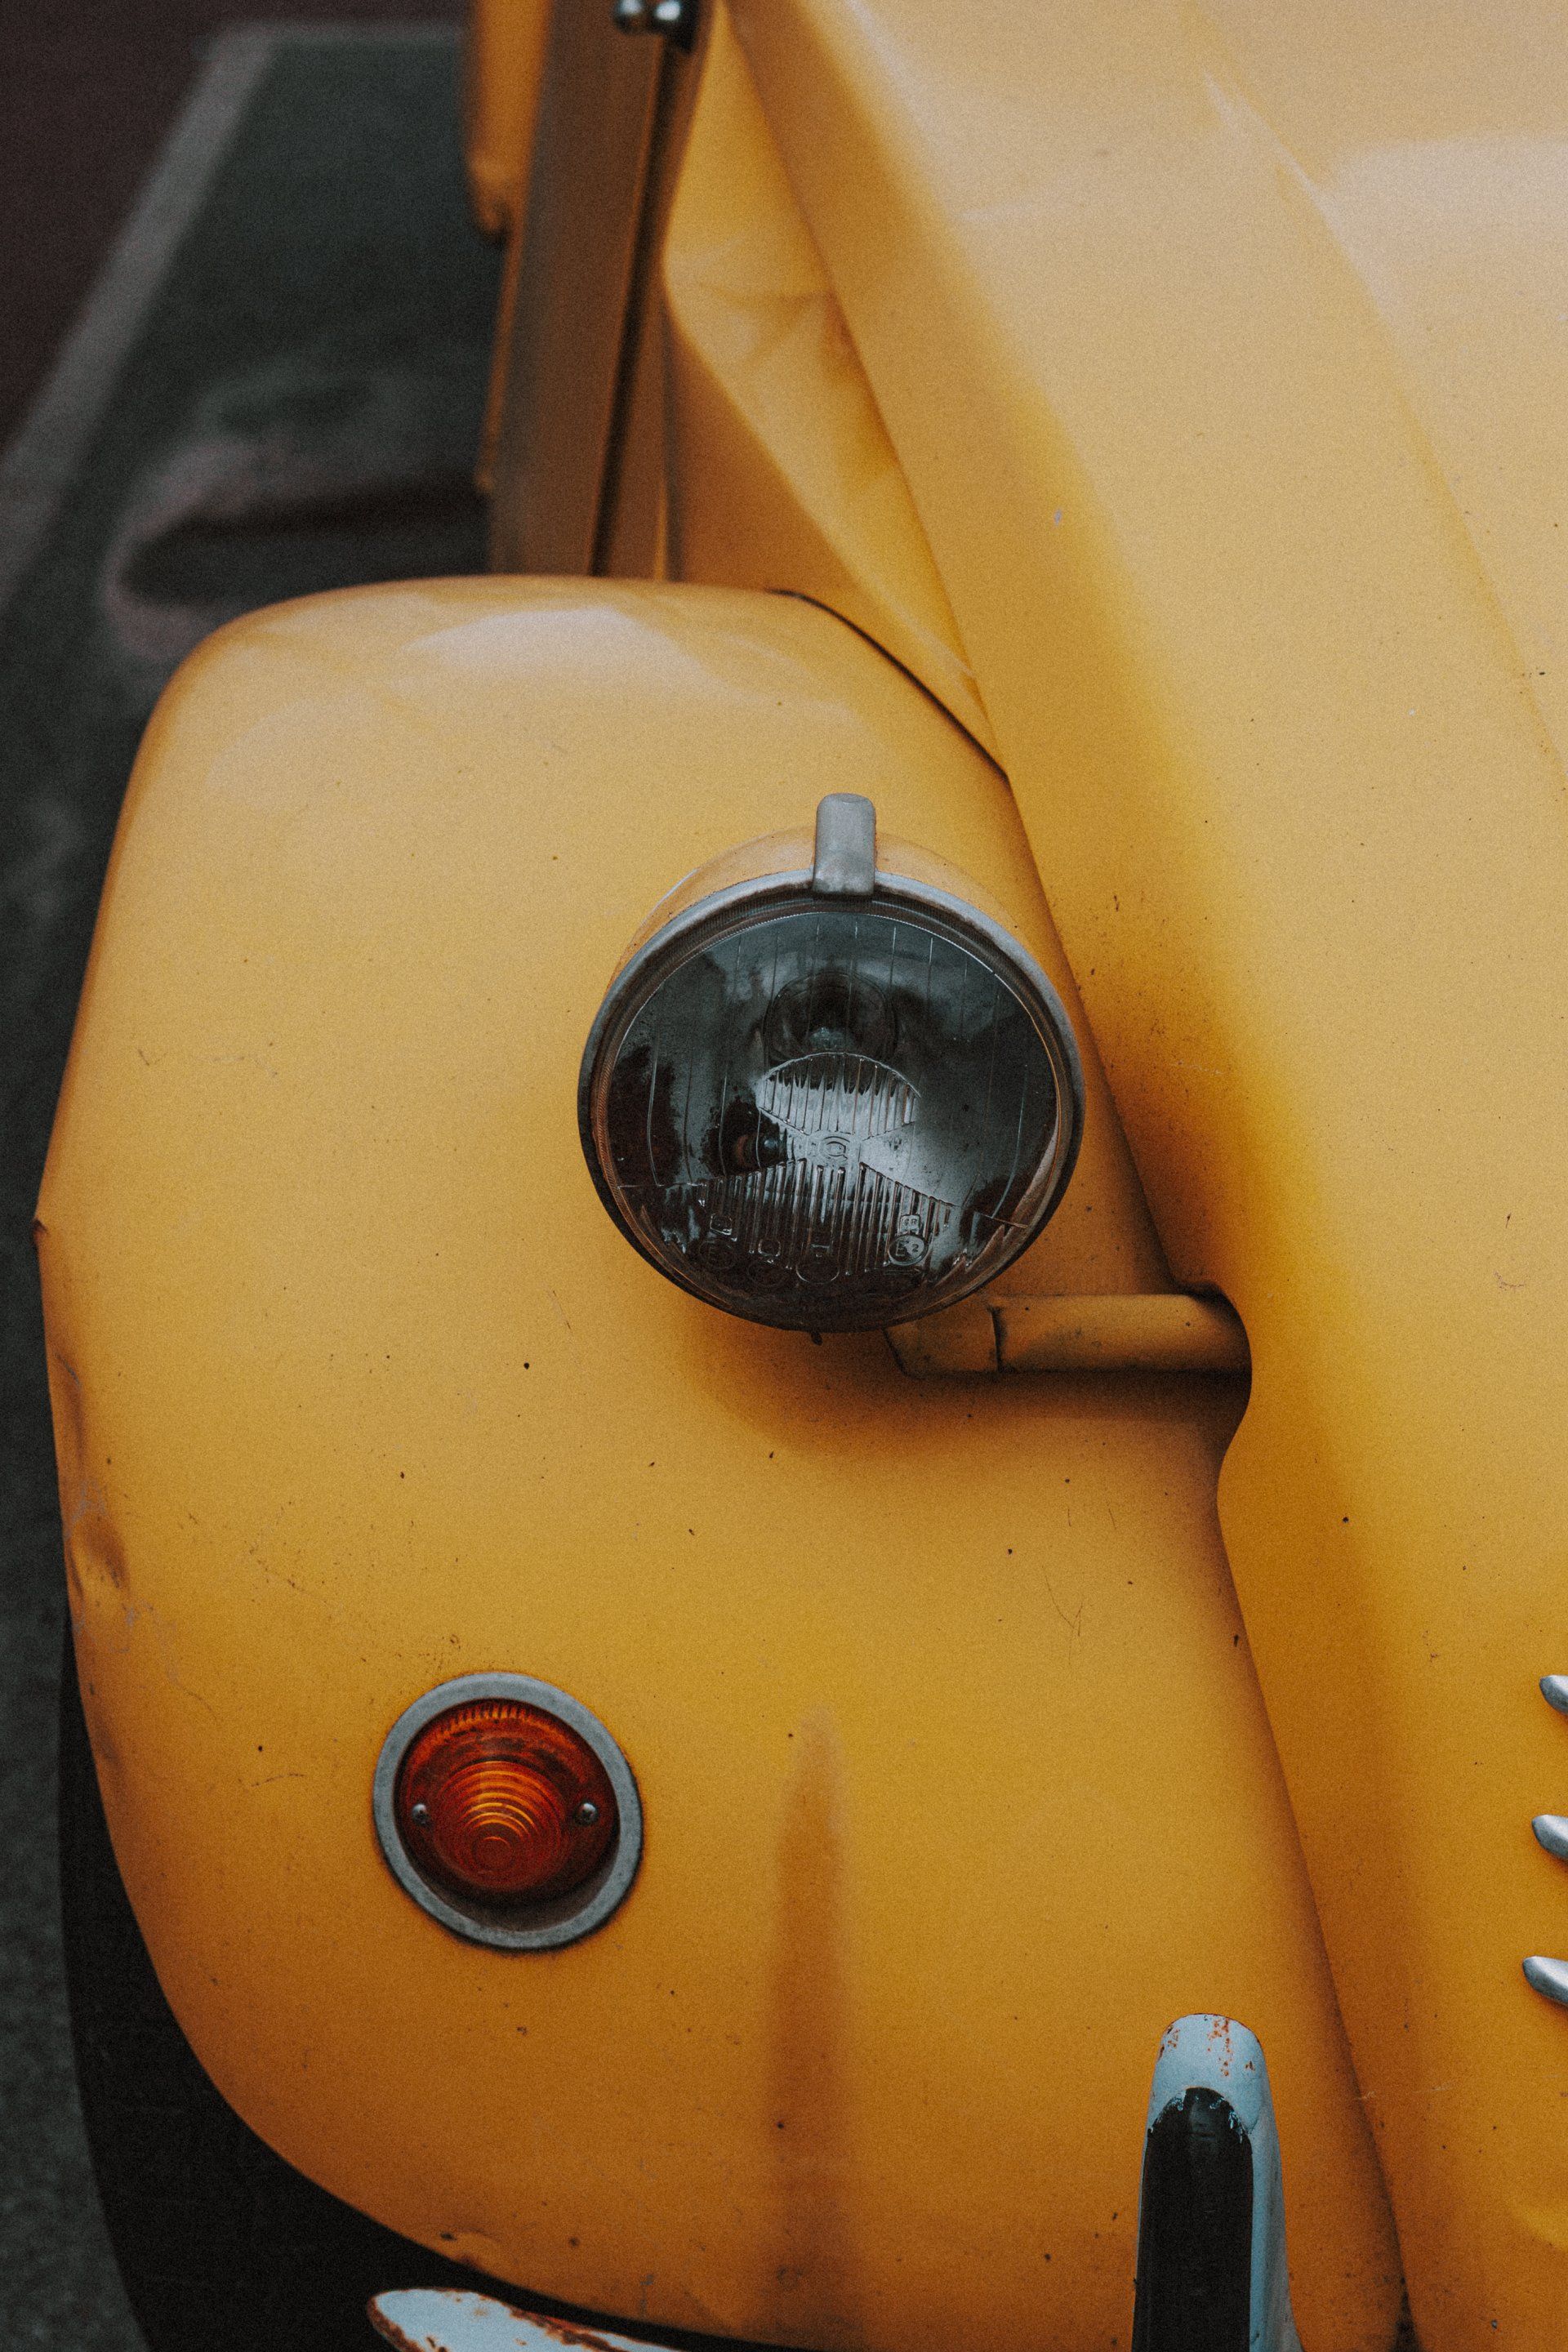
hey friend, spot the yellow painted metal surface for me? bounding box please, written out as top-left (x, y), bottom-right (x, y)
top-left (724, 3), bottom-right (1568, 2342)
top-left (473, 0), bottom-right (993, 752)
top-left (462, 0), bottom-right (548, 241)
top-left (484, 4), bottom-right (666, 572)
top-left (43, 583), bottom-right (1399, 2352)
top-left (659, 11), bottom-right (993, 751)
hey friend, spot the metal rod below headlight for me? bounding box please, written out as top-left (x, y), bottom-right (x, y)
top-left (888, 1292), bottom-right (1250, 1376)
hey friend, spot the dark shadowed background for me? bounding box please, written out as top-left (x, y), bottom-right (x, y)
top-left (0, 13), bottom-right (497, 2349)
top-left (0, 0), bottom-right (466, 454)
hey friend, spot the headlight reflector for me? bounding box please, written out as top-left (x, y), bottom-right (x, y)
top-left (579, 796), bottom-right (1083, 1331)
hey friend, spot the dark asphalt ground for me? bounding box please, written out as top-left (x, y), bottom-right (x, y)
top-left (0, 29), bottom-right (496, 2347)
top-left (0, 0), bottom-right (463, 457)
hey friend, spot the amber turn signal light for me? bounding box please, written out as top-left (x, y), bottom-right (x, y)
top-left (376, 1673), bottom-right (642, 1949)
top-left (393, 1698), bottom-right (617, 1908)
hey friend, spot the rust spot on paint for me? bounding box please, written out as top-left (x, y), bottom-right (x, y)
top-left (516, 2323), bottom-right (636, 2352)
top-left (368, 2310), bottom-right (439, 2352)
top-left (768, 1711), bottom-right (858, 2346)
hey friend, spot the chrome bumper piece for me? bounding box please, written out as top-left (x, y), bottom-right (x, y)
top-left (371, 2291), bottom-right (650, 2352)
top-left (1131, 2014), bottom-right (1303, 2352)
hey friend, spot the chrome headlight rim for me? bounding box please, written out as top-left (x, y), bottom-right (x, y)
top-left (578, 858), bottom-right (1085, 1333)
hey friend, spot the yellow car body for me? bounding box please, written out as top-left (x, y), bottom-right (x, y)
top-left (40, 5), bottom-right (1568, 2350)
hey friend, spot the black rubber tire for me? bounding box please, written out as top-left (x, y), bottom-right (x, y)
top-left (57, 1642), bottom-right (483, 2352)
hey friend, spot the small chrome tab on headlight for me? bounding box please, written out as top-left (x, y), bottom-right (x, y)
top-left (578, 796), bottom-right (1084, 1332)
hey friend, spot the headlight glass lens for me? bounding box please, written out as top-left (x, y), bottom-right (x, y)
top-left (581, 813), bottom-right (1082, 1330)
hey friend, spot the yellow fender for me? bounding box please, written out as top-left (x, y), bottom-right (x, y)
top-left (41, 580), bottom-right (1397, 2351)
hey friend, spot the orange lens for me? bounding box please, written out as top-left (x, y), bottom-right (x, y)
top-left (393, 1699), bottom-right (617, 1908)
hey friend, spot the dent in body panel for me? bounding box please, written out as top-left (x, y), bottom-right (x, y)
top-left (38, 1231), bottom-right (130, 1623)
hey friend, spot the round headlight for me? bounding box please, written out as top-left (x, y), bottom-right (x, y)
top-left (579, 795), bottom-right (1084, 1332)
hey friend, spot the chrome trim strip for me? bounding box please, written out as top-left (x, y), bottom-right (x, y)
top-left (1524, 1955), bottom-right (1568, 2007)
top-left (1541, 1675), bottom-right (1568, 1714)
top-left (1533, 1815), bottom-right (1568, 1860)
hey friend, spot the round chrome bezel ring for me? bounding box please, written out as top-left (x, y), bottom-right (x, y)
top-left (372, 1673), bottom-right (644, 1951)
top-left (578, 866), bottom-right (1086, 1331)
